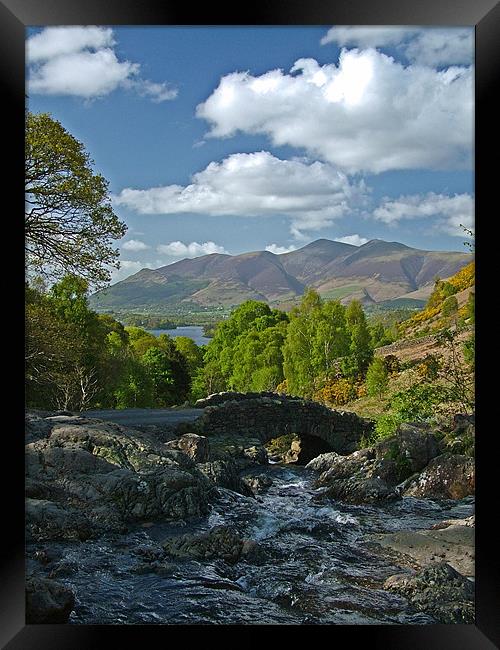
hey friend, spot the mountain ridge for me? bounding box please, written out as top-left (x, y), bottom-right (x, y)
top-left (90, 239), bottom-right (472, 313)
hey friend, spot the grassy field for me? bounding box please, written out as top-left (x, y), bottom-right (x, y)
top-left (320, 284), bottom-right (364, 301)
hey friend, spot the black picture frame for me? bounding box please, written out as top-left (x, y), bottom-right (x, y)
top-left (3, 0), bottom-right (499, 646)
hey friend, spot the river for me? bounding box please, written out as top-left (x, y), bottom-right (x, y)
top-left (148, 325), bottom-right (211, 346)
top-left (26, 464), bottom-right (474, 625)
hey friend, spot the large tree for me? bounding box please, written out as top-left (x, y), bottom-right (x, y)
top-left (25, 112), bottom-right (126, 286)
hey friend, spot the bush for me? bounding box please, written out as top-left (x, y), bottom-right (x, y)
top-left (383, 354), bottom-right (401, 375)
top-left (390, 383), bottom-right (450, 422)
top-left (441, 295), bottom-right (458, 317)
top-left (314, 378), bottom-right (357, 406)
top-left (416, 354), bottom-right (440, 381)
top-left (374, 413), bottom-right (404, 439)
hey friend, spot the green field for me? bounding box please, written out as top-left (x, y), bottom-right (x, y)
top-left (320, 285), bottom-right (363, 300)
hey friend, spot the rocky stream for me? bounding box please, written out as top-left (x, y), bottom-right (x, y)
top-left (25, 397), bottom-right (475, 626)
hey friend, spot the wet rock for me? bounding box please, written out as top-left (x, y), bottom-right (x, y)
top-left (132, 561), bottom-right (173, 576)
top-left (162, 526), bottom-right (245, 564)
top-left (165, 433), bottom-right (210, 463)
top-left (401, 453), bottom-right (474, 499)
top-left (306, 425), bottom-right (447, 505)
top-left (384, 562), bottom-right (474, 623)
top-left (26, 498), bottom-right (95, 542)
top-left (240, 472), bottom-right (273, 495)
top-left (306, 452), bottom-right (341, 473)
top-left (198, 459), bottom-right (254, 497)
top-left (26, 576), bottom-right (75, 623)
top-left (242, 445), bottom-right (268, 465)
top-left (48, 559), bottom-right (78, 579)
top-left (309, 449), bottom-right (399, 504)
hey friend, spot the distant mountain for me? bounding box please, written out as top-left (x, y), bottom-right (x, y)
top-left (90, 239), bottom-right (472, 313)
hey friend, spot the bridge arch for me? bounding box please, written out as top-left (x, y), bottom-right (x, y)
top-left (195, 393), bottom-right (374, 455)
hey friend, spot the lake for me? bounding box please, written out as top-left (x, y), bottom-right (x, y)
top-left (147, 325), bottom-right (212, 346)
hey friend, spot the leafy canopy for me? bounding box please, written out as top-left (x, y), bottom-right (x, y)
top-left (25, 112), bottom-right (126, 286)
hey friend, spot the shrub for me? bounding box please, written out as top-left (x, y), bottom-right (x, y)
top-left (390, 383), bottom-right (450, 422)
top-left (383, 354), bottom-right (401, 375)
top-left (366, 357), bottom-right (389, 398)
top-left (441, 295), bottom-right (458, 317)
top-left (314, 378), bottom-right (357, 406)
top-left (416, 354), bottom-right (440, 381)
top-left (374, 413), bottom-right (404, 440)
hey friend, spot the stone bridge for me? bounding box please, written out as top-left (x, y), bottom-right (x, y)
top-left (194, 392), bottom-right (374, 456)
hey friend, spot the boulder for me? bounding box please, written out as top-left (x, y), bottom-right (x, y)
top-left (391, 424), bottom-right (440, 473)
top-left (25, 413), bottom-right (53, 444)
top-left (198, 459), bottom-right (254, 497)
top-left (240, 472), bottom-right (273, 495)
top-left (162, 526), bottom-right (245, 563)
top-left (165, 433), bottom-right (210, 463)
top-left (242, 445), bottom-right (268, 465)
top-left (25, 417), bottom-right (218, 542)
top-left (401, 453), bottom-right (474, 499)
top-left (384, 562), bottom-right (474, 624)
top-left (309, 449), bottom-right (399, 504)
top-left (26, 576), bottom-right (75, 623)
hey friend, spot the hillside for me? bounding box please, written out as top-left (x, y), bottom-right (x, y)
top-left (90, 239), bottom-right (472, 313)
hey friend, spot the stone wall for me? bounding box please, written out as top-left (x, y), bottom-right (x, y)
top-left (194, 394), bottom-right (374, 455)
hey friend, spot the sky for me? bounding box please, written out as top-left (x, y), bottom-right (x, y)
top-left (26, 26), bottom-right (474, 284)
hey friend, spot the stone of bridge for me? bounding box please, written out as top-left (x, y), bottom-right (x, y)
top-left (194, 393), bottom-right (374, 455)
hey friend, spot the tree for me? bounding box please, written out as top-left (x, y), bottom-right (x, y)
top-left (25, 112), bottom-right (126, 286)
top-left (342, 301), bottom-right (373, 379)
top-left (441, 295), bottom-right (458, 318)
top-left (141, 344), bottom-right (190, 407)
top-left (366, 357), bottom-right (389, 398)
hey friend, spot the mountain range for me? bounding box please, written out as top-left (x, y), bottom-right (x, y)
top-left (90, 239), bottom-right (472, 313)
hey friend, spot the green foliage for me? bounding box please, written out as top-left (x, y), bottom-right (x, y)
top-left (283, 292), bottom-right (373, 396)
top-left (465, 291), bottom-right (475, 323)
top-left (202, 301), bottom-right (288, 395)
top-left (374, 413), bottom-right (404, 440)
top-left (390, 384), bottom-right (450, 422)
top-left (435, 328), bottom-right (475, 413)
top-left (441, 295), bottom-right (458, 317)
top-left (26, 277), bottom-right (195, 411)
top-left (463, 334), bottom-right (475, 369)
top-left (369, 322), bottom-right (395, 348)
top-left (366, 357), bottom-right (389, 398)
top-left (141, 336), bottom-right (191, 407)
top-left (25, 112), bottom-right (126, 286)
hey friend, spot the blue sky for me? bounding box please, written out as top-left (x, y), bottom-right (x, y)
top-left (26, 26), bottom-right (474, 283)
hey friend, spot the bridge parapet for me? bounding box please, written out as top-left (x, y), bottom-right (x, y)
top-left (195, 393), bottom-right (374, 455)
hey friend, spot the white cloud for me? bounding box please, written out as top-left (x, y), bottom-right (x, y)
top-left (334, 234), bottom-right (368, 246)
top-left (196, 49), bottom-right (472, 174)
top-left (373, 192), bottom-right (474, 236)
top-left (157, 241), bottom-right (228, 257)
top-left (265, 244), bottom-right (297, 254)
top-left (321, 26), bottom-right (416, 49)
top-left (114, 151), bottom-right (366, 238)
top-left (123, 78), bottom-right (178, 102)
top-left (27, 26), bottom-right (115, 61)
top-left (121, 239), bottom-right (150, 251)
top-left (321, 26), bottom-right (473, 67)
top-left (27, 26), bottom-right (177, 102)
